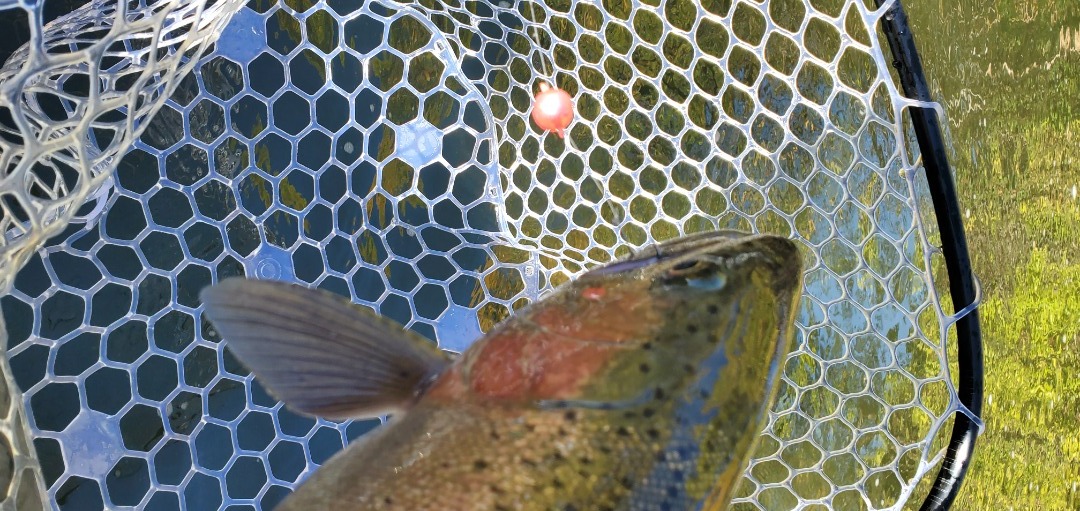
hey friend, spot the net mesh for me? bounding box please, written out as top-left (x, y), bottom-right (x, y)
top-left (0, 0), bottom-right (982, 508)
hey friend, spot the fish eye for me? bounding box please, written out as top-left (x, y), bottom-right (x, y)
top-left (663, 259), bottom-right (728, 290)
top-left (672, 260), bottom-right (697, 271)
top-left (668, 259), bottom-right (708, 276)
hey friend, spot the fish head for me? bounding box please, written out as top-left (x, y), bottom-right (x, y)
top-left (443, 231), bottom-right (804, 508)
top-left (542, 230), bottom-right (804, 357)
top-left (454, 230), bottom-right (803, 411)
top-left (551, 231), bottom-right (805, 508)
top-left (578, 230), bottom-right (802, 331)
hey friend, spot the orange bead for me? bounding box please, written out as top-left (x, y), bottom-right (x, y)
top-left (531, 81), bottom-right (574, 138)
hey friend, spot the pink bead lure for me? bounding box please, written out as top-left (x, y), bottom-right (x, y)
top-left (530, 81), bottom-right (574, 138)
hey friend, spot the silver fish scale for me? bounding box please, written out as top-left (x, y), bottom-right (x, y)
top-left (0, 0), bottom-right (980, 508)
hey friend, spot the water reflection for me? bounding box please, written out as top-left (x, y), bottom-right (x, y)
top-left (905, 1), bottom-right (1080, 508)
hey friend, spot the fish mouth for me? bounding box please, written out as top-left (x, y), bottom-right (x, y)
top-left (585, 230), bottom-right (759, 277)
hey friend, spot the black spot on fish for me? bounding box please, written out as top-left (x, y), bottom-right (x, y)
top-left (639, 363), bottom-right (651, 373)
top-left (667, 486), bottom-right (679, 497)
top-left (683, 364), bottom-right (695, 373)
top-left (384, 497), bottom-right (393, 505)
top-left (654, 387), bottom-right (666, 400)
top-left (646, 428), bottom-right (660, 440)
top-left (474, 459), bottom-right (489, 471)
top-left (398, 370), bottom-right (409, 378)
top-left (490, 430), bottom-right (501, 441)
top-left (522, 457), bottom-right (538, 467)
top-left (553, 477), bottom-right (564, 489)
top-left (623, 410), bottom-right (637, 419)
top-left (686, 324), bottom-right (698, 334)
top-left (441, 461), bottom-right (450, 469)
top-left (552, 451), bottom-right (565, 462)
top-left (579, 455), bottom-right (592, 465)
top-left (525, 423), bottom-right (537, 433)
top-left (563, 505), bottom-right (579, 511)
top-left (643, 407), bottom-right (656, 418)
top-left (642, 342), bottom-right (653, 350)
top-left (707, 304), bottom-right (718, 314)
top-left (618, 476), bottom-right (634, 489)
top-left (616, 426), bottom-right (631, 437)
top-left (490, 484), bottom-right (505, 495)
top-left (599, 445), bottom-right (613, 454)
top-left (564, 410), bottom-right (577, 422)
top-left (557, 427), bottom-right (569, 437)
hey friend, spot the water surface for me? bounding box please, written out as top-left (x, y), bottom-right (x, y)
top-left (906, 0), bottom-right (1080, 507)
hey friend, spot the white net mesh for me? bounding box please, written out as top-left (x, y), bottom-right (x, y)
top-left (0, 0), bottom-right (246, 289)
top-left (0, 0), bottom-right (981, 508)
top-left (0, 0), bottom-right (246, 506)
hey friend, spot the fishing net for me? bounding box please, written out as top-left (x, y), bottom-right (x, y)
top-left (0, 0), bottom-right (983, 508)
top-left (0, 0), bottom-right (247, 506)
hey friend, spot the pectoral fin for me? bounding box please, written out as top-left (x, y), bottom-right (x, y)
top-left (200, 278), bottom-right (453, 420)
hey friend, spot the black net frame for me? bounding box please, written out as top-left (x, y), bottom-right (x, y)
top-left (875, 1), bottom-right (984, 509)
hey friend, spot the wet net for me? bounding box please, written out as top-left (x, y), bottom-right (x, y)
top-left (0, 0), bottom-right (983, 508)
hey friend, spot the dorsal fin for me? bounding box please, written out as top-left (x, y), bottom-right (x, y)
top-left (200, 278), bottom-right (453, 420)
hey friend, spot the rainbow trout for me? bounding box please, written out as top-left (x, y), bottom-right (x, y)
top-left (200, 231), bottom-right (802, 510)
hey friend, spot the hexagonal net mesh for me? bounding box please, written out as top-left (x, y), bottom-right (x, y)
top-left (0, 0), bottom-right (247, 506)
top-left (0, 0), bottom-right (983, 508)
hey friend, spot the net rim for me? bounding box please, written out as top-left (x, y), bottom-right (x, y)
top-left (874, 0), bottom-right (984, 508)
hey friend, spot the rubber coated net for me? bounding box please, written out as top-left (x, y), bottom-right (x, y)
top-left (0, 0), bottom-right (982, 508)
